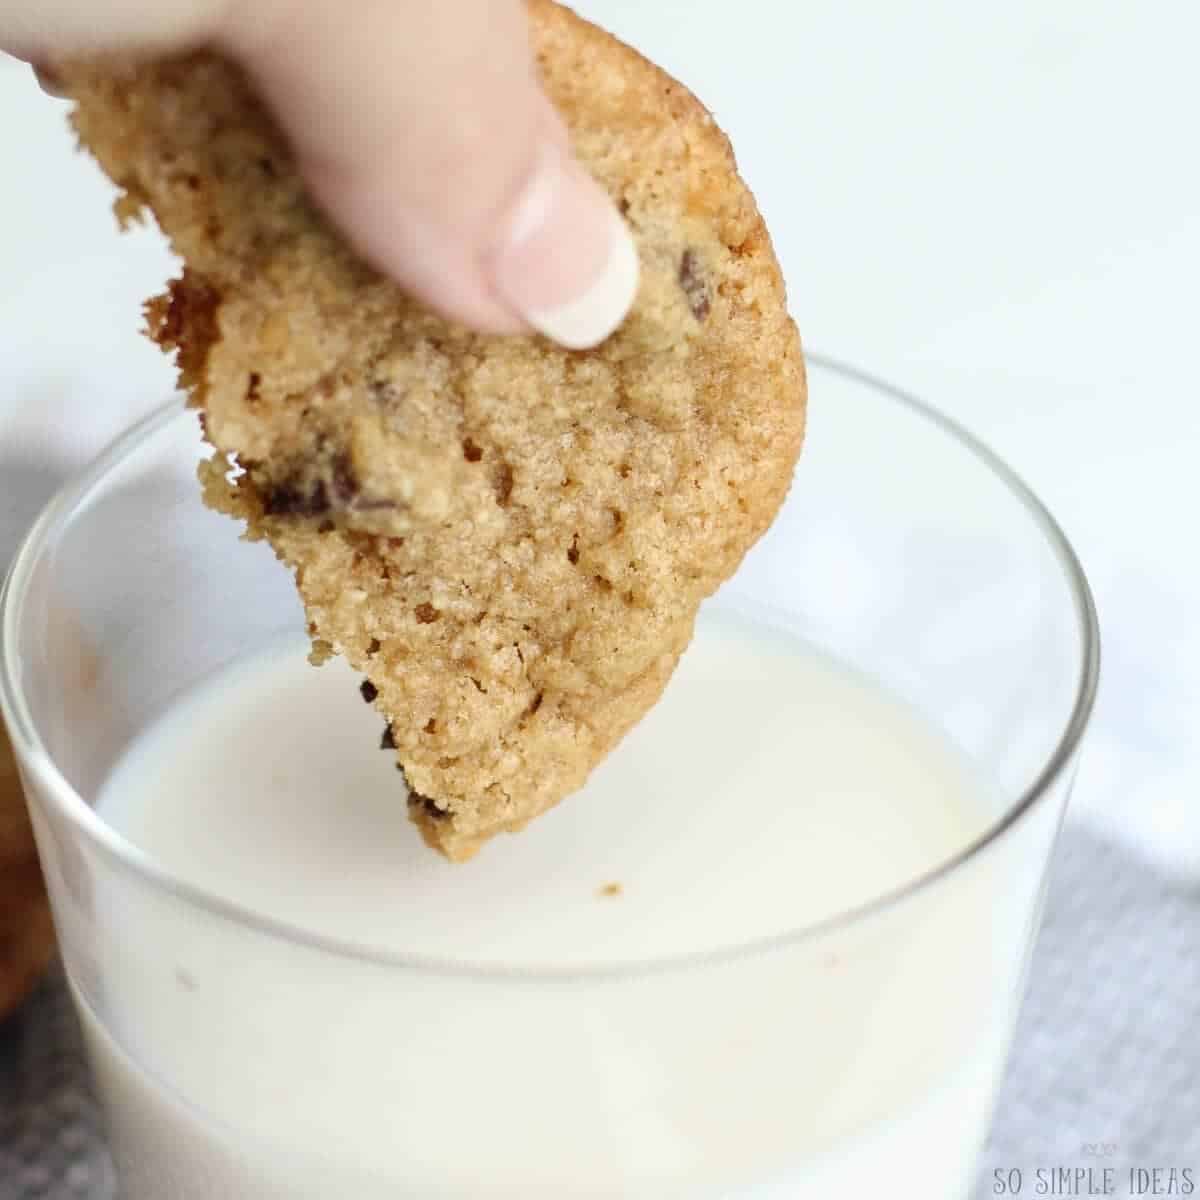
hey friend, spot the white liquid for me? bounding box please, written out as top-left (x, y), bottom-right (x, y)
top-left (77, 614), bottom-right (1028, 1198)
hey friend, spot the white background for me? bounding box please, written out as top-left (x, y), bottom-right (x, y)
top-left (2, 1), bottom-right (1198, 872)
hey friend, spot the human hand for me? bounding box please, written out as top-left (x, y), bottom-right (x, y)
top-left (1, 0), bottom-right (638, 349)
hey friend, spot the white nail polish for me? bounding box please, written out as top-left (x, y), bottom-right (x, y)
top-left (493, 141), bottom-right (641, 351)
top-left (524, 210), bottom-right (640, 350)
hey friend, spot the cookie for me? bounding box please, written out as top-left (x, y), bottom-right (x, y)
top-left (1, 719), bottom-right (56, 1020)
top-left (62, 0), bottom-right (806, 860)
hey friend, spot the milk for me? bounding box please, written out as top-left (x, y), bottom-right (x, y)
top-left (77, 612), bottom-right (1024, 1198)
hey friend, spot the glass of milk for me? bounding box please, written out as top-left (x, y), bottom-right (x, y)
top-left (1, 356), bottom-right (1098, 1199)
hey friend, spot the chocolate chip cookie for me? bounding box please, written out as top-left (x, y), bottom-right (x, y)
top-left (62, 0), bottom-right (806, 860)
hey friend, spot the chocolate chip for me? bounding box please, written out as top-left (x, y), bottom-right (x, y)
top-left (493, 461), bottom-right (514, 506)
top-left (678, 249), bottom-right (710, 321)
top-left (367, 638), bottom-right (382, 655)
top-left (410, 791), bottom-right (449, 822)
top-left (414, 602), bottom-right (440, 624)
top-left (245, 372), bottom-right (262, 403)
top-left (331, 453), bottom-right (358, 505)
top-left (462, 437), bottom-right (483, 463)
top-left (369, 380), bottom-right (400, 407)
top-left (567, 535), bottom-right (580, 565)
top-left (392, 766), bottom-right (448, 820)
top-left (263, 477), bottom-right (330, 517)
top-left (261, 454), bottom-right (399, 519)
top-left (380, 724), bottom-right (396, 750)
top-left (360, 680), bottom-right (378, 704)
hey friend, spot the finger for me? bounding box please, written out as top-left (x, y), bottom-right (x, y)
top-left (222, 0), bottom-right (638, 347)
top-left (0, 0), bottom-right (221, 59)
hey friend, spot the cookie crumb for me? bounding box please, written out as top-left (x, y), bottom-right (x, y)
top-left (598, 882), bottom-right (623, 898)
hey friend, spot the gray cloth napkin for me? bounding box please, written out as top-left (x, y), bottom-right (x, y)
top-left (975, 827), bottom-right (1200, 1194)
top-left (3, 824), bottom-right (1197, 1198)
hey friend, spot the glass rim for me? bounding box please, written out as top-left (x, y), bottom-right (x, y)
top-left (0, 354), bottom-right (1100, 982)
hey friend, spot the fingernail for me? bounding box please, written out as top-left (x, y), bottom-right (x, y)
top-left (491, 146), bottom-right (639, 350)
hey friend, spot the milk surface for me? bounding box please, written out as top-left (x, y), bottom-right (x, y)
top-left (79, 612), bottom-right (1016, 1198)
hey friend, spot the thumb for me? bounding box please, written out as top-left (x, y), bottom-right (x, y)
top-left (222, 0), bottom-right (638, 349)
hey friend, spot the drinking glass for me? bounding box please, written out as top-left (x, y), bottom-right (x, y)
top-left (0, 356), bottom-right (1099, 1198)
